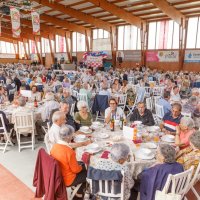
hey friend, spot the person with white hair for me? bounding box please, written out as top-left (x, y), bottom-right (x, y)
top-left (60, 88), bottom-right (74, 106)
top-left (79, 82), bottom-right (92, 105)
top-left (50, 125), bottom-right (87, 197)
top-left (39, 92), bottom-right (60, 122)
top-left (74, 100), bottom-right (92, 126)
top-left (94, 143), bottom-right (134, 200)
top-left (47, 111), bottom-right (66, 149)
top-left (175, 117), bottom-right (195, 149)
top-left (191, 88), bottom-right (200, 98)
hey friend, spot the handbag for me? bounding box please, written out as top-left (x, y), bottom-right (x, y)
top-left (155, 190), bottom-right (182, 200)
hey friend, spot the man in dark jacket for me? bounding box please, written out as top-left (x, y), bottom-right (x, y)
top-left (130, 102), bottom-right (155, 126)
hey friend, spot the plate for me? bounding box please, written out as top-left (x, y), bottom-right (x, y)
top-left (146, 126), bottom-right (160, 132)
top-left (97, 133), bottom-right (109, 139)
top-left (141, 142), bottom-right (157, 149)
top-left (135, 151), bottom-right (155, 160)
top-left (80, 129), bottom-right (93, 134)
top-left (74, 138), bottom-right (89, 143)
top-left (84, 147), bottom-right (102, 154)
top-left (161, 135), bottom-right (175, 143)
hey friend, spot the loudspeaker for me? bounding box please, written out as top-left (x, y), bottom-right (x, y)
top-left (117, 57), bottom-right (123, 63)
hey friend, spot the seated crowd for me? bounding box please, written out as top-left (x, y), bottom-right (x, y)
top-left (0, 63), bottom-right (200, 200)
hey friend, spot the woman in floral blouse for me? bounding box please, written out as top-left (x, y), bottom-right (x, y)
top-left (176, 131), bottom-right (200, 175)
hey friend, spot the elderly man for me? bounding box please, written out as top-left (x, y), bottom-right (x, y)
top-left (48, 111), bottom-right (66, 149)
top-left (99, 82), bottom-right (111, 98)
top-left (157, 91), bottom-right (171, 115)
top-left (105, 98), bottom-right (126, 124)
top-left (39, 92), bottom-right (60, 122)
top-left (130, 102), bottom-right (155, 126)
top-left (160, 103), bottom-right (182, 135)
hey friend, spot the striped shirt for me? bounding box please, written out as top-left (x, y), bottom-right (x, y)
top-left (163, 112), bottom-right (182, 132)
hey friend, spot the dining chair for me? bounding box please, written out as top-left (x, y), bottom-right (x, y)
top-left (185, 163), bottom-right (200, 200)
top-left (0, 114), bottom-right (14, 153)
top-left (160, 166), bottom-right (194, 200)
top-left (77, 93), bottom-right (88, 105)
top-left (155, 104), bottom-right (164, 120)
top-left (116, 94), bottom-right (127, 111)
top-left (146, 97), bottom-right (153, 111)
top-left (87, 170), bottom-right (125, 200)
top-left (70, 103), bottom-right (76, 117)
top-left (14, 112), bottom-right (35, 152)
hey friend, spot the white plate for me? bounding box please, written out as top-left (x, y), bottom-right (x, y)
top-left (98, 133), bottom-right (109, 139)
top-left (161, 135), bottom-right (175, 143)
top-left (80, 126), bottom-right (90, 132)
top-left (141, 142), bottom-right (157, 149)
top-left (146, 126), bottom-right (160, 132)
top-left (80, 129), bottom-right (93, 134)
top-left (135, 151), bottom-right (155, 160)
top-left (74, 138), bottom-right (89, 143)
top-left (84, 147), bottom-right (102, 154)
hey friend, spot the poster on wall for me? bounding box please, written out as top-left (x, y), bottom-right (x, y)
top-left (31, 11), bottom-right (40, 35)
top-left (10, 7), bottom-right (21, 38)
top-left (184, 50), bottom-right (200, 63)
top-left (0, 54), bottom-right (16, 59)
top-left (83, 51), bottom-right (108, 67)
top-left (146, 51), bottom-right (179, 62)
top-left (124, 51), bottom-right (141, 61)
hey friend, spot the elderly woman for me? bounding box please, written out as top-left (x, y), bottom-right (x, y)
top-left (60, 88), bottom-right (75, 106)
top-left (112, 78), bottom-right (121, 93)
top-left (177, 131), bottom-right (200, 175)
top-left (29, 85), bottom-right (42, 102)
top-left (50, 125), bottom-right (87, 197)
top-left (175, 117), bottom-right (195, 149)
top-left (74, 101), bottom-right (92, 127)
top-left (62, 77), bottom-right (71, 88)
top-left (93, 143), bottom-right (134, 200)
top-left (79, 82), bottom-right (92, 105)
top-left (139, 144), bottom-right (183, 200)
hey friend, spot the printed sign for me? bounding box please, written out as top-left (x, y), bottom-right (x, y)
top-left (146, 51), bottom-right (179, 62)
top-left (86, 55), bottom-right (103, 67)
top-left (10, 7), bottom-right (21, 38)
top-left (184, 50), bottom-right (200, 63)
top-left (124, 51), bottom-right (141, 61)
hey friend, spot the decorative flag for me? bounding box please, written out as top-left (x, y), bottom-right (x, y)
top-left (31, 11), bottom-right (40, 35)
top-left (10, 7), bottom-right (21, 38)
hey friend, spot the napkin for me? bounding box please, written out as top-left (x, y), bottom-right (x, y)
top-left (101, 151), bottom-right (110, 159)
top-left (81, 152), bottom-right (91, 165)
top-left (133, 139), bottom-right (143, 144)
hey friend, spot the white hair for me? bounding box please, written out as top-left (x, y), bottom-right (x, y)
top-left (77, 100), bottom-right (88, 111)
top-left (6, 79), bottom-right (12, 84)
top-left (45, 92), bottom-right (55, 101)
top-left (52, 111), bottom-right (65, 123)
top-left (110, 143), bottom-right (130, 162)
top-left (180, 117), bottom-right (195, 129)
top-left (59, 125), bottom-right (75, 140)
top-left (18, 97), bottom-right (26, 107)
top-left (192, 88), bottom-right (199, 94)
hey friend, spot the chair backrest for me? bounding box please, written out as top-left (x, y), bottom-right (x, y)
top-left (44, 134), bottom-right (51, 154)
top-left (70, 103), bottom-right (75, 117)
top-left (146, 97), bottom-right (153, 111)
top-left (163, 166), bottom-right (194, 197)
top-left (188, 162), bottom-right (200, 189)
top-left (77, 93), bottom-right (88, 103)
top-left (0, 114), bottom-right (7, 133)
top-left (162, 167), bottom-right (194, 198)
top-left (71, 90), bottom-right (78, 98)
top-left (116, 94), bottom-right (127, 111)
top-left (9, 88), bottom-right (16, 95)
top-left (88, 170), bottom-right (125, 199)
top-left (155, 104), bottom-right (164, 119)
top-left (153, 87), bottom-right (164, 96)
top-left (14, 112), bottom-right (34, 130)
top-left (144, 87), bottom-right (151, 97)
top-left (181, 112), bottom-right (192, 118)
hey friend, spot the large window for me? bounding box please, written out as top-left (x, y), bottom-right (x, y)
top-left (72, 32), bottom-right (86, 52)
top-left (93, 29), bottom-right (110, 39)
top-left (0, 41), bottom-right (15, 54)
top-left (41, 37), bottom-right (50, 53)
top-left (117, 25), bottom-right (141, 50)
top-left (55, 35), bottom-right (66, 53)
top-left (186, 17), bottom-right (200, 49)
top-left (148, 20), bottom-right (179, 49)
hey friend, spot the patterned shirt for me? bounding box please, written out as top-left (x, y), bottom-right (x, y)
top-left (176, 146), bottom-right (200, 176)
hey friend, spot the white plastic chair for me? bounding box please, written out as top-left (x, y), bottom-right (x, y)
top-left (128, 76), bottom-right (134, 84)
top-left (161, 166), bottom-right (194, 199)
top-left (116, 94), bottom-right (127, 111)
top-left (67, 184), bottom-right (83, 200)
top-left (0, 114), bottom-right (14, 153)
top-left (146, 97), bottom-right (153, 111)
top-left (152, 96), bottom-right (161, 111)
top-left (70, 103), bottom-right (75, 117)
top-left (144, 87), bottom-right (151, 97)
top-left (155, 104), bottom-right (164, 120)
top-left (77, 93), bottom-right (88, 105)
top-left (185, 163), bottom-right (200, 200)
top-left (14, 112), bottom-right (35, 152)
top-left (153, 86), bottom-right (165, 96)
top-left (71, 90), bottom-right (78, 98)
top-left (181, 112), bottom-right (192, 118)
top-left (87, 170), bottom-right (125, 200)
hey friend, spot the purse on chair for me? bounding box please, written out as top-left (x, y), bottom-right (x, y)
top-left (155, 190), bottom-right (182, 200)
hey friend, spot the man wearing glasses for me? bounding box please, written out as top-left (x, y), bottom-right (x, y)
top-left (105, 98), bottom-right (126, 124)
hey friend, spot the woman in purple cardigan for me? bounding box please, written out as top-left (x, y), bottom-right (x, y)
top-left (139, 144), bottom-right (184, 200)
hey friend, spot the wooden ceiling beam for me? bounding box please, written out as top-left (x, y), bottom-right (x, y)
top-left (40, 14), bottom-right (90, 35)
top-left (33, 0), bottom-right (113, 32)
top-left (148, 0), bottom-right (186, 25)
top-left (0, 35), bottom-right (20, 43)
top-left (87, 0), bottom-right (144, 28)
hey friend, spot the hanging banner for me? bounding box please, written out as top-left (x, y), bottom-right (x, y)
top-left (146, 51), bottom-right (179, 62)
top-left (184, 50), bottom-right (200, 63)
top-left (31, 11), bottom-right (40, 35)
top-left (10, 7), bottom-right (21, 38)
